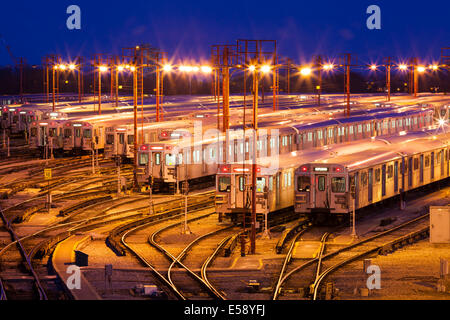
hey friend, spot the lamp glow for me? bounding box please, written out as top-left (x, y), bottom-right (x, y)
top-left (201, 66), bottom-right (212, 73)
top-left (300, 67), bottom-right (312, 76)
top-left (260, 65), bottom-right (271, 73)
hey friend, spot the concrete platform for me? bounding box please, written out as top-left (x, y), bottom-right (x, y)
top-left (292, 241), bottom-right (322, 259)
top-left (51, 234), bottom-right (102, 300)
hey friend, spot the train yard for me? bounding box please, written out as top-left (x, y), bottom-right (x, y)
top-left (0, 92), bottom-right (449, 303)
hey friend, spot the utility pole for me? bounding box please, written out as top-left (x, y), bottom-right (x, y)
top-left (385, 57), bottom-right (392, 101)
top-left (316, 55), bottom-right (323, 107)
top-left (413, 58), bottom-right (419, 98)
top-left (250, 62), bottom-right (259, 255)
top-left (344, 54), bottom-right (351, 117)
top-left (222, 47), bottom-right (230, 132)
top-left (133, 66), bottom-right (139, 190)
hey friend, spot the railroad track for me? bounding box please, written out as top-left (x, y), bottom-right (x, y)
top-left (149, 213), bottom-right (233, 300)
top-left (117, 192), bottom-right (220, 299)
top-left (0, 206), bottom-right (48, 300)
top-left (0, 194), bottom-right (186, 299)
top-left (272, 214), bottom-right (430, 300)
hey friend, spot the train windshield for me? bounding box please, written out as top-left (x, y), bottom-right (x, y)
top-left (165, 154), bottom-right (176, 166)
top-left (297, 176), bottom-right (310, 192)
top-left (331, 177), bottom-right (346, 193)
top-left (256, 177), bottom-right (266, 193)
top-left (139, 153), bottom-right (149, 165)
top-left (218, 176), bottom-right (231, 192)
top-left (106, 134), bottom-right (114, 144)
top-left (83, 129), bottom-right (92, 138)
top-left (30, 127), bottom-right (37, 137)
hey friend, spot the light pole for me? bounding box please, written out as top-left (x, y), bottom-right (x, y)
top-left (98, 65), bottom-right (108, 115)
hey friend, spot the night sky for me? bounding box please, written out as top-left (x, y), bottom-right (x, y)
top-left (0, 0), bottom-right (448, 66)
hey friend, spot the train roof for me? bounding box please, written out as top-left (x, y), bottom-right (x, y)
top-left (223, 129), bottom-right (450, 175)
top-left (306, 132), bottom-right (450, 172)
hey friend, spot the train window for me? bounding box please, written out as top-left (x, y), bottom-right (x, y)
top-left (75, 128), bottom-right (81, 138)
top-left (328, 128), bottom-right (333, 137)
top-left (361, 172), bottom-right (367, 186)
top-left (331, 177), bottom-right (346, 193)
top-left (193, 150), bottom-right (201, 163)
top-left (127, 135), bottom-right (134, 145)
top-left (297, 176), bottom-right (310, 192)
top-left (178, 154), bottom-right (183, 164)
top-left (366, 123), bottom-right (370, 131)
top-left (2, 113), bottom-right (6, 120)
top-left (256, 178), bottom-right (266, 193)
top-left (387, 165), bottom-right (393, 178)
top-left (139, 153), bottom-right (149, 165)
top-left (289, 135), bottom-right (292, 145)
top-left (414, 158), bottom-right (419, 170)
top-left (218, 177), bottom-right (231, 192)
top-left (64, 129), bottom-right (72, 138)
top-left (13, 115), bottom-right (18, 123)
top-left (349, 126), bottom-right (353, 134)
top-left (437, 151), bottom-right (441, 164)
top-left (317, 176), bottom-right (325, 191)
top-left (154, 153), bottom-right (161, 165)
top-left (106, 134), bottom-right (114, 144)
top-left (239, 176), bottom-right (245, 191)
top-left (269, 176), bottom-right (273, 191)
top-left (358, 125), bottom-right (362, 133)
top-left (30, 127), bottom-right (37, 137)
top-left (425, 156), bottom-right (430, 167)
top-left (308, 132), bottom-right (312, 142)
top-left (119, 133), bottom-right (125, 144)
top-left (414, 117), bottom-right (417, 125)
top-left (49, 128), bottom-right (57, 137)
top-left (83, 129), bottom-right (92, 138)
top-left (375, 168), bottom-right (380, 182)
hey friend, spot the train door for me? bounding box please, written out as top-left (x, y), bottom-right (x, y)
top-left (118, 133), bottom-right (125, 154)
top-left (381, 164), bottom-right (386, 197)
top-left (152, 151), bottom-right (162, 177)
top-left (276, 173), bottom-right (280, 205)
top-left (40, 125), bottom-right (47, 146)
top-left (315, 174), bottom-right (327, 208)
top-left (74, 127), bottom-right (82, 148)
top-left (407, 157), bottom-right (412, 187)
top-left (419, 155), bottom-right (423, 183)
top-left (394, 162), bottom-right (398, 192)
top-left (431, 152), bottom-right (435, 180)
top-left (368, 168), bottom-right (373, 203)
top-left (235, 175), bottom-right (245, 208)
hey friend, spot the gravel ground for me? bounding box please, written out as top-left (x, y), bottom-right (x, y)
top-left (329, 240), bottom-right (450, 300)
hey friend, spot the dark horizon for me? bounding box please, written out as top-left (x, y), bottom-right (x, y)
top-left (0, 0), bottom-right (449, 67)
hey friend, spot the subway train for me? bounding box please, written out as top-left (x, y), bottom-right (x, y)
top-left (215, 128), bottom-right (450, 224)
top-left (294, 130), bottom-right (450, 222)
top-left (137, 106), bottom-right (434, 191)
